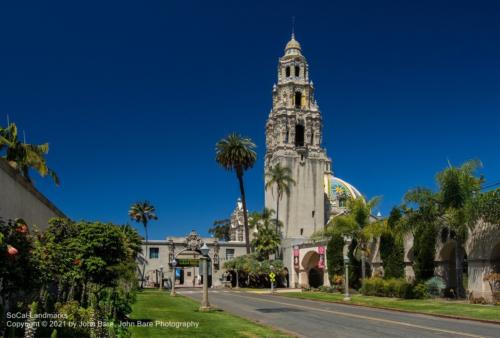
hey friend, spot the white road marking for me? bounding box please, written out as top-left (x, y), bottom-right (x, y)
top-left (219, 292), bottom-right (487, 338)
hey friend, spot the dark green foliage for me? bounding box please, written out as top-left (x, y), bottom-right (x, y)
top-left (413, 224), bottom-right (438, 281)
top-left (0, 217), bottom-right (140, 338)
top-left (209, 219), bottom-right (231, 241)
top-left (380, 233), bottom-right (404, 279)
top-left (361, 278), bottom-right (428, 299)
top-left (467, 188), bottom-right (500, 225)
top-left (348, 239), bottom-right (362, 289)
top-left (224, 253), bottom-right (285, 287)
top-left (326, 233), bottom-right (344, 280)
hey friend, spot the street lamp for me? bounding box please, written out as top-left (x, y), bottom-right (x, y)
top-left (159, 265), bottom-right (164, 290)
top-left (170, 259), bottom-right (177, 297)
top-left (199, 243), bottom-right (211, 311)
top-left (342, 235), bottom-right (353, 301)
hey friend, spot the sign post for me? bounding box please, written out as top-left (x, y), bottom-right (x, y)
top-left (269, 265), bottom-right (276, 294)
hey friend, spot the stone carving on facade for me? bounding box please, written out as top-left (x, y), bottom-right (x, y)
top-left (229, 199), bottom-right (245, 242)
top-left (184, 230), bottom-right (202, 251)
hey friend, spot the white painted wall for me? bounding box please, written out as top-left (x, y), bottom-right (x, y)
top-left (0, 159), bottom-right (64, 229)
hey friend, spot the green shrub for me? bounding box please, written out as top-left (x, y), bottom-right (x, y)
top-left (425, 276), bottom-right (445, 297)
top-left (327, 234), bottom-right (344, 279)
top-left (380, 233), bottom-right (404, 279)
top-left (413, 224), bottom-right (438, 281)
top-left (361, 277), bottom-right (424, 299)
top-left (413, 283), bottom-right (429, 299)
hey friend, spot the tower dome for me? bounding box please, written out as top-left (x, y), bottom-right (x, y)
top-left (284, 33), bottom-right (302, 56)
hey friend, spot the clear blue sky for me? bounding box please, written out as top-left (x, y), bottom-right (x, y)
top-left (1, 1), bottom-right (499, 240)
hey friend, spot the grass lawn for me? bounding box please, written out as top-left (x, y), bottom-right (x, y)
top-left (280, 292), bottom-right (500, 322)
top-left (128, 289), bottom-right (291, 338)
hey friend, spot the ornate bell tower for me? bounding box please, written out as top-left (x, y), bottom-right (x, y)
top-left (265, 34), bottom-right (332, 239)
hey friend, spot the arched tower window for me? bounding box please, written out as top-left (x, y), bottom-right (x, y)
top-left (295, 124), bottom-right (305, 147)
top-left (295, 92), bottom-right (302, 108)
top-left (295, 65), bottom-right (300, 77)
top-left (285, 66), bottom-right (290, 77)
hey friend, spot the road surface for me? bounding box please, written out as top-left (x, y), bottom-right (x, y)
top-left (179, 289), bottom-right (500, 338)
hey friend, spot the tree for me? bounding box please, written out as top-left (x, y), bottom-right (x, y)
top-left (128, 201), bottom-right (158, 288)
top-left (395, 160), bottom-right (483, 295)
top-left (436, 159), bottom-right (483, 297)
top-left (249, 208), bottom-right (282, 259)
top-left (326, 233), bottom-right (344, 283)
top-left (320, 197), bottom-right (384, 282)
top-left (265, 163), bottom-right (295, 233)
top-left (380, 207), bottom-right (405, 279)
top-left (0, 122), bottom-right (59, 185)
top-left (208, 219), bottom-right (231, 241)
top-left (215, 133), bottom-right (257, 254)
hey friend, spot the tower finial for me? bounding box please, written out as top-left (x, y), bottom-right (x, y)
top-left (292, 16), bottom-right (295, 38)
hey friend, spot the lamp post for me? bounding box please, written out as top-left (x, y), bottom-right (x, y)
top-left (199, 243), bottom-right (211, 311)
top-left (342, 235), bottom-right (352, 301)
top-left (170, 259), bottom-right (177, 296)
top-left (159, 265), bottom-right (164, 290)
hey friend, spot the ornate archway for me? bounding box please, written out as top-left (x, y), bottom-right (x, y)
top-left (301, 251), bottom-right (324, 288)
top-left (168, 230), bottom-right (220, 288)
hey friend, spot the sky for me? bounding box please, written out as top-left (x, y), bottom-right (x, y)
top-left (1, 0), bottom-right (499, 240)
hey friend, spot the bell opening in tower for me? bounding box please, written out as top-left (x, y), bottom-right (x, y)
top-left (295, 65), bottom-right (300, 77)
top-left (295, 124), bottom-right (305, 147)
top-left (294, 92), bottom-right (302, 108)
top-left (286, 66), bottom-right (291, 77)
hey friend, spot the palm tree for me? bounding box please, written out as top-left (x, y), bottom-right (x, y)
top-left (249, 208), bottom-right (282, 259)
top-left (216, 133), bottom-right (257, 254)
top-left (129, 201), bottom-right (158, 288)
top-left (0, 122), bottom-right (59, 185)
top-left (265, 163), bottom-right (295, 234)
top-left (395, 160), bottom-right (483, 297)
top-left (436, 159), bottom-right (483, 297)
top-left (317, 196), bottom-right (384, 281)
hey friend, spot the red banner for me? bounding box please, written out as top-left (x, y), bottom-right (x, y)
top-left (318, 245), bottom-right (325, 269)
top-left (293, 245), bottom-right (300, 271)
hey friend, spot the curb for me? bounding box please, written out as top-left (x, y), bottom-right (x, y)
top-left (274, 293), bottom-right (500, 326)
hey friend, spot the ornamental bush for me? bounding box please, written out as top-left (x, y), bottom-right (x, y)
top-left (361, 277), bottom-right (428, 299)
top-left (0, 217), bottom-right (141, 338)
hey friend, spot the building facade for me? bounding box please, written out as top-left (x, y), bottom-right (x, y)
top-left (264, 34), bottom-right (371, 288)
top-left (140, 230), bottom-right (247, 288)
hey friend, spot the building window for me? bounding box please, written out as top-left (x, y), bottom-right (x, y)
top-left (285, 66), bottom-right (290, 77)
top-left (295, 124), bottom-right (305, 147)
top-left (149, 247), bottom-right (159, 259)
top-left (295, 65), bottom-right (300, 77)
top-left (226, 249), bottom-right (235, 260)
top-left (295, 92), bottom-right (302, 108)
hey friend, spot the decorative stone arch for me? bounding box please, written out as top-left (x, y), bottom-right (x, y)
top-left (435, 239), bottom-right (466, 292)
top-left (301, 250), bottom-right (324, 288)
top-left (466, 221), bottom-right (500, 301)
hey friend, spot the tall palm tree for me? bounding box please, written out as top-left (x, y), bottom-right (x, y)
top-left (216, 133), bottom-right (257, 254)
top-left (436, 159), bottom-right (483, 297)
top-left (265, 163), bottom-right (295, 234)
top-left (0, 122), bottom-right (59, 185)
top-left (129, 201), bottom-right (158, 288)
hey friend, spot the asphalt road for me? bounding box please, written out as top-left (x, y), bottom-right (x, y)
top-left (179, 289), bottom-right (500, 338)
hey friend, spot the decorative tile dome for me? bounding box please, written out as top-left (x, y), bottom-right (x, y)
top-left (329, 177), bottom-right (363, 202)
